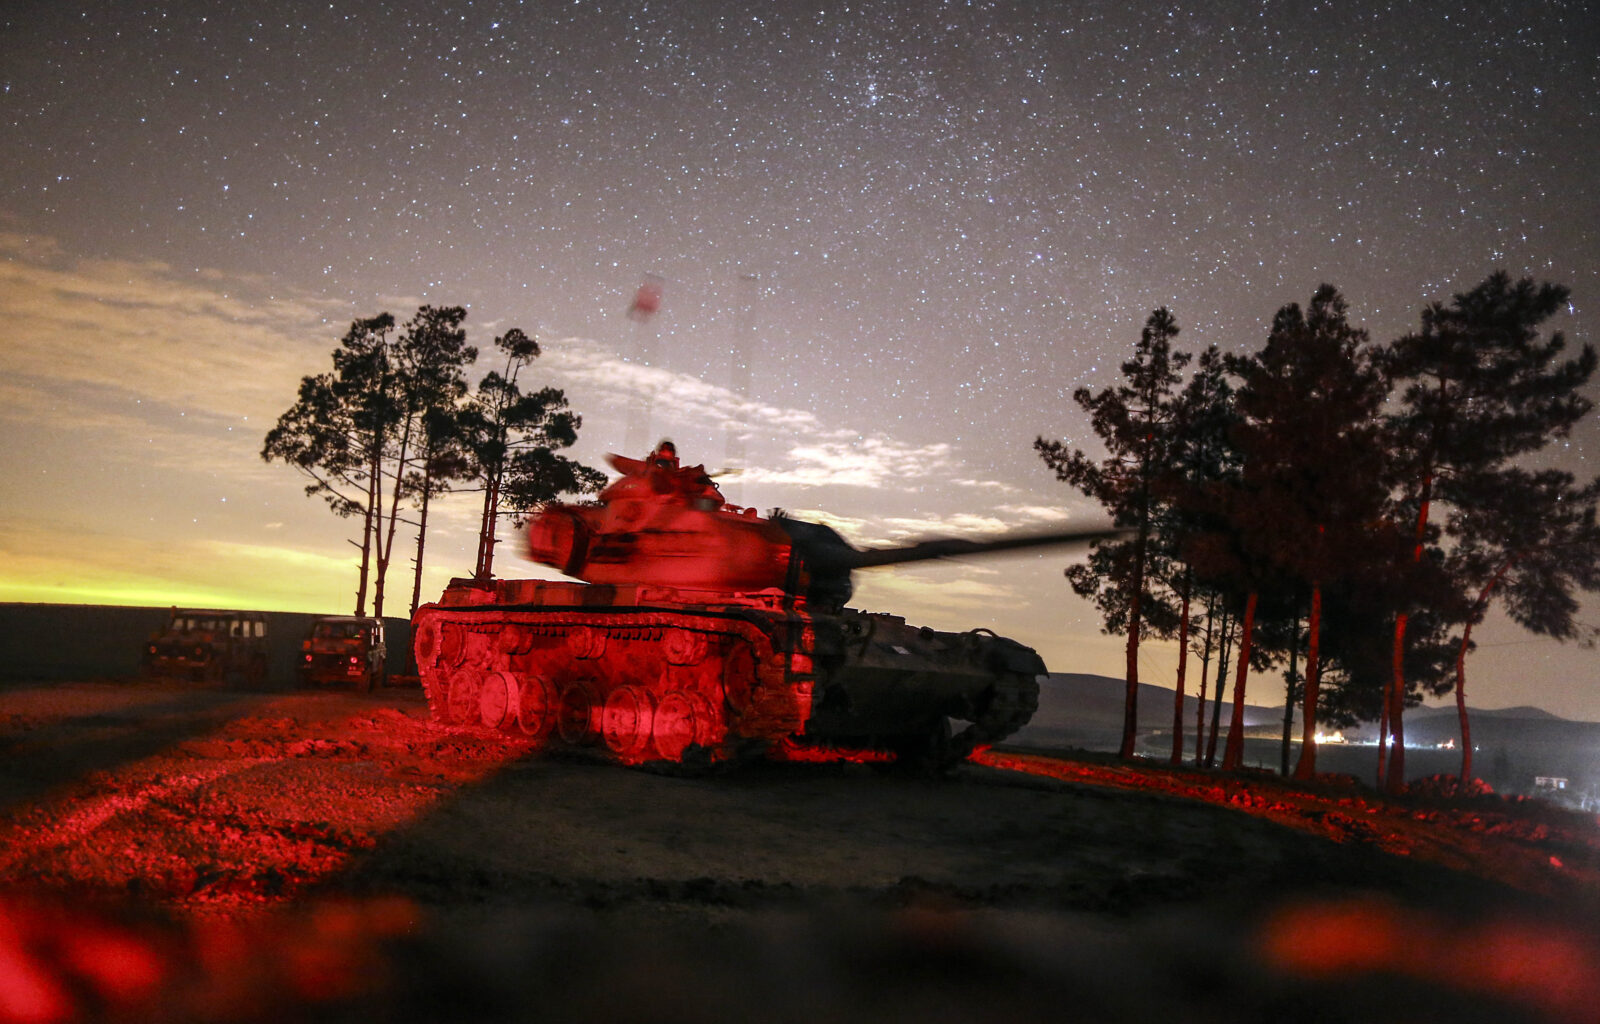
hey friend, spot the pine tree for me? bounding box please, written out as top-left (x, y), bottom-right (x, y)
top-left (1378, 272), bottom-right (1596, 791)
top-left (1446, 469), bottom-right (1600, 780)
top-left (1156, 345), bottom-right (1237, 764)
top-left (1037, 309), bottom-right (1190, 759)
top-left (264, 313), bottom-right (398, 615)
top-left (1207, 287), bottom-right (1390, 772)
top-left (393, 307), bottom-right (477, 616)
top-left (459, 329), bottom-right (606, 581)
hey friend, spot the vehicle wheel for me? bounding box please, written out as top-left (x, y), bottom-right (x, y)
top-left (602, 686), bottom-right (655, 761)
top-left (479, 672), bottom-right (518, 729)
top-left (517, 676), bottom-right (557, 740)
top-left (651, 691), bottom-right (700, 762)
top-left (556, 682), bottom-right (598, 745)
top-left (445, 668), bottom-right (486, 725)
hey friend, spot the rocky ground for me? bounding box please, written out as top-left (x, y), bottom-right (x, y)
top-left (3, 677), bottom-right (1600, 1023)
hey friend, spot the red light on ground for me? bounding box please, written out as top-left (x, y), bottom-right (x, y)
top-left (1258, 897), bottom-right (1600, 1023)
top-left (0, 896), bottom-right (169, 1024)
top-left (768, 739), bottom-right (892, 765)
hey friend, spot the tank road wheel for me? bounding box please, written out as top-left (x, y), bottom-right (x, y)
top-left (446, 667), bottom-right (485, 726)
top-left (652, 692), bottom-right (724, 761)
top-left (439, 623), bottom-right (466, 666)
top-left (651, 692), bottom-right (698, 761)
top-left (602, 686), bottom-right (655, 761)
top-left (566, 625), bottom-right (606, 660)
top-left (412, 622), bottom-right (436, 666)
top-left (479, 671), bottom-right (518, 730)
top-left (556, 682), bottom-right (598, 745)
top-left (517, 675), bottom-right (557, 740)
top-left (412, 620), bottom-right (441, 670)
top-left (686, 693), bottom-right (725, 748)
top-left (663, 628), bottom-right (708, 666)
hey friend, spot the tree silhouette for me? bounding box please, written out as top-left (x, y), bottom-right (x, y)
top-left (1037, 308), bottom-right (1190, 758)
top-left (351, 305), bottom-right (477, 621)
top-left (265, 306), bottom-right (603, 619)
top-left (458, 329), bottom-right (605, 581)
top-left (263, 313), bottom-right (397, 616)
top-left (1228, 286), bottom-right (1392, 778)
top-left (1446, 468), bottom-right (1600, 780)
top-left (1378, 272), bottom-right (1596, 790)
top-left (1156, 344), bottom-right (1237, 764)
top-left (393, 307), bottom-right (477, 616)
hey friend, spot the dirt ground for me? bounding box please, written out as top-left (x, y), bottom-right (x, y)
top-left (4, 677), bottom-right (1600, 1023)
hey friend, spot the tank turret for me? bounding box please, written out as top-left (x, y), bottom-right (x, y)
top-left (413, 442), bottom-right (1118, 769)
top-left (526, 440), bottom-right (1124, 611)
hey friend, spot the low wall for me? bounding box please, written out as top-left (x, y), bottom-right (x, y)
top-left (0, 603), bottom-right (412, 690)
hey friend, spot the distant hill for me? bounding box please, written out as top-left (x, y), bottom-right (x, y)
top-left (1407, 704), bottom-right (1564, 722)
top-left (1010, 672), bottom-right (1281, 754)
top-left (1010, 671), bottom-right (1600, 795)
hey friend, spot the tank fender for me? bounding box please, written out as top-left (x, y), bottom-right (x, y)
top-left (968, 628), bottom-right (1047, 675)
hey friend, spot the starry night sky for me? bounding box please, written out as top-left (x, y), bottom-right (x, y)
top-left (2, 1), bottom-right (1597, 716)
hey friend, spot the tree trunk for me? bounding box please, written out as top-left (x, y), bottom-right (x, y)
top-left (1280, 613), bottom-right (1299, 776)
top-left (1386, 471), bottom-right (1434, 793)
top-left (1205, 607), bottom-right (1233, 768)
top-left (1293, 583), bottom-right (1324, 780)
top-left (476, 469), bottom-right (503, 581)
top-left (410, 461), bottom-right (435, 619)
top-left (1376, 659), bottom-right (1391, 788)
top-left (1169, 573), bottom-right (1192, 765)
top-left (372, 423), bottom-right (416, 622)
top-left (1119, 525), bottom-right (1147, 760)
top-left (1194, 596), bottom-right (1215, 766)
top-left (485, 502), bottom-right (498, 579)
top-left (1222, 591), bottom-right (1258, 772)
top-left (1456, 620), bottom-right (1475, 783)
top-left (1387, 612), bottom-right (1409, 791)
top-left (355, 451), bottom-right (380, 616)
top-left (1455, 562), bottom-right (1513, 783)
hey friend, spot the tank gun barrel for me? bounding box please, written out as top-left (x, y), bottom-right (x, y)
top-left (842, 526), bottom-right (1131, 571)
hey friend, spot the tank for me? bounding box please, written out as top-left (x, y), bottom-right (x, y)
top-left (411, 442), bottom-right (1121, 768)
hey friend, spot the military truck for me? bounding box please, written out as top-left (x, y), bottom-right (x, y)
top-left (142, 608), bottom-right (269, 686)
top-left (297, 615), bottom-right (386, 691)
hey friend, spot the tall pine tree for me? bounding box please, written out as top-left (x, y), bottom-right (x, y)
top-left (1446, 468), bottom-right (1600, 780)
top-left (1037, 309), bottom-right (1190, 759)
top-left (1379, 272), bottom-right (1596, 791)
top-left (459, 329), bottom-right (605, 581)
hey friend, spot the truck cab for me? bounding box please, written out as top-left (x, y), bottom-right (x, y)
top-left (143, 608), bottom-right (269, 686)
top-left (297, 615), bottom-right (386, 691)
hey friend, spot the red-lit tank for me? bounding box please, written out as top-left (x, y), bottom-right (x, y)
top-left (411, 442), bottom-right (1119, 768)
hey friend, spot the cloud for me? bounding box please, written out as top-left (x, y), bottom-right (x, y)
top-left (852, 567), bottom-right (1024, 615)
top-left (0, 236), bottom-right (342, 426)
top-left (543, 339), bottom-right (964, 490)
top-left (995, 504), bottom-right (1078, 523)
top-left (0, 233), bottom-right (1091, 623)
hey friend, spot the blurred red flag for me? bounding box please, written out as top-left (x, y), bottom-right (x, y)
top-left (627, 276), bottom-right (664, 321)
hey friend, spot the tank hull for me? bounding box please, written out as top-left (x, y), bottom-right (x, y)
top-left (411, 578), bottom-right (1042, 767)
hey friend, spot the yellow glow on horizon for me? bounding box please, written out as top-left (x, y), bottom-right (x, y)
top-left (0, 523), bottom-right (433, 616)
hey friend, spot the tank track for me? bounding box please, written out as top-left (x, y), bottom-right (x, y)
top-left (411, 602), bottom-right (813, 766)
top-left (951, 668), bottom-right (1040, 759)
top-left (413, 592), bottom-right (1044, 770)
